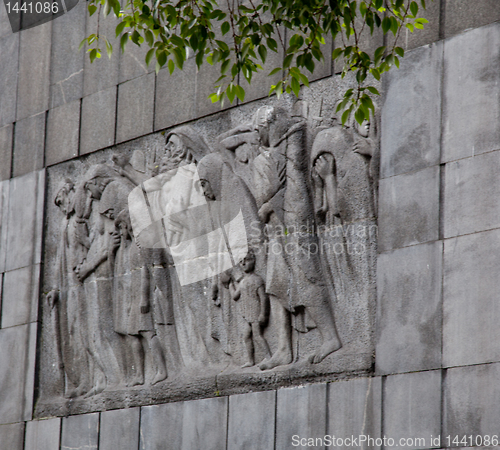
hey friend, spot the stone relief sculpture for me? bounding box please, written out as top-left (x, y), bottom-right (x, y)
top-left (39, 98), bottom-right (378, 412)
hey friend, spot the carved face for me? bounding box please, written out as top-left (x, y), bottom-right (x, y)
top-left (54, 184), bottom-right (74, 218)
top-left (101, 208), bottom-right (115, 221)
top-left (85, 178), bottom-right (107, 200)
top-left (240, 251), bottom-right (255, 273)
top-left (165, 134), bottom-right (188, 167)
top-left (356, 120), bottom-right (370, 138)
top-left (253, 106), bottom-right (274, 147)
top-left (199, 179), bottom-right (216, 201)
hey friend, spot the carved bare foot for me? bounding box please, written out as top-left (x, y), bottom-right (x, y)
top-left (241, 361), bottom-right (254, 368)
top-left (129, 375), bottom-right (145, 387)
top-left (258, 351), bottom-right (292, 370)
top-left (151, 370), bottom-right (167, 385)
top-left (308, 338), bottom-right (342, 364)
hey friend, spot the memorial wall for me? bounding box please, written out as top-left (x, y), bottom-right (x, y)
top-left (1, 0), bottom-right (500, 448)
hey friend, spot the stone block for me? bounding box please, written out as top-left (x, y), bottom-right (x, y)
top-left (0, 422), bottom-right (25, 450)
top-left (61, 413), bottom-right (99, 450)
top-left (17, 23), bottom-right (52, 120)
top-left (384, 371), bottom-right (441, 450)
top-left (328, 377), bottom-right (382, 449)
top-left (0, 34), bottom-right (19, 127)
top-left (0, 124), bottom-right (12, 181)
top-left (444, 362), bottom-right (500, 438)
top-left (45, 100), bottom-right (80, 166)
top-left (0, 0), bottom-right (14, 39)
top-left (116, 72), bottom-right (155, 143)
top-left (25, 418), bottom-right (61, 450)
top-left (140, 397), bottom-right (228, 450)
top-left (155, 59), bottom-right (196, 131)
top-left (119, 40), bottom-right (155, 84)
top-left (100, 407), bottom-right (140, 450)
top-left (1, 264), bottom-right (40, 328)
top-left (0, 179), bottom-right (10, 273)
top-left (49, 0), bottom-right (86, 108)
top-left (80, 86), bottom-right (117, 154)
top-left (443, 150), bottom-right (500, 239)
top-left (0, 323), bottom-right (37, 424)
top-left (83, 13), bottom-right (120, 97)
top-left (3, 170), bottom-right (45, 272)
top-left (444, 0), bottom-right (500, 38)
top-left (12, 112), bottom-right (46, 178)
top-left (378, 166), bottom-right (440, 252)
top-left (443, 228), bottom-right (500, 367)
top-left (442, 23), bottom-right (500, 163)
top-left (376, 242), bottom-right (442, 375)
top-left (227, 390), bottom-right (276, 449)
top-left (276, 384), bottom-right (327, 449)
top-left (381, 42), bottom-right (442, 179)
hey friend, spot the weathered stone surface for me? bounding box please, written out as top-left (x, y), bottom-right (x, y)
top-left (25, 418), bottom-right (61, 450)
top-left (0, 179), bottom-right (10, 273)
top-left (0, 323), bottom-right (37, 424)
top-left (384, 371), bottom-right (441, 450)
top-left (17, 23), bottom-right (52, 120)
top-left (381, 42), bottom-right (442, 179)
top-left (443, 228), bottom-right (500, 367)
top-left (195, 57), bottom-right (232, 118)
top-left (0, 422), bottom-right (25, 450)
top-left (0, 34), bottom-right (19, 127)
top-left (140, 397), bottom-right (228, 450)
top-left (119, 41), bottom-right (155, 84)
top-left (0, 124), bottom-right (12, 181)
top-left (46, 100), bottom-right (80, 166)
top-left (276, 384), bottom-right (327, 449)
top-left (444, 362), bottom-right (500, 438)
top-left (444, 0), bottom-right (500, 38)
top-left (49, 0), bottom-right (86, 109)
top-left (116, 72), bottom-right (155, 143)
top-left (12, 112), bottom-right (46, 178)
top-left (227, 390), bottom-right (276, 449)
top-left (1, 265), bottom-right (40, 328)
top-left (100, 408), bottom-right (140, 450)
top-left (61, 413), bottom-right (99, 450)
top-left (442, 22), bottom-right (500, 163)
top-left (0, 0), bottom-right (14, 39)
top-left (378, 166), bottom-right (440, 252)
top-left (3, 170), bottom-right (45, 272)
top-left (376, 242), bottom-right (442, 375)
top-left (83, 14), bottom-right (120, 97)
top-left (80, 86), bottom-right (117, 154)
top-left (155, 59), bottom-right (196, 131)
top-left (443, 150), bottom-right (500, 239)
top-left (328, 377), bottom-right (382, 449)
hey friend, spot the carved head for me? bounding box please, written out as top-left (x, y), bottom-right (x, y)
top-left (197, 153), bottom-right (225, 201)
top-left (83, 164), bottom-right (116, 200)
top-left (54, 179), bottom-right (75, 218)
top-left (164, 126), bottom-right (211, 169)
top-left (354, 119), bottom-right (370, 138)
top-left (115, 208), bottom-right (133, 239)
top-left (252, 106), bottom-right (290, 147)
top-left (240, 249), bottom-right (256, 273)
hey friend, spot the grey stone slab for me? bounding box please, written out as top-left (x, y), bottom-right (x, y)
top-left (381, 42), bottom-right (442, 179)
top-left (378, 166), bottom-right (440, 252)
top-left (443, 228), bottom-right (500, 367)
top-left (80, 86), bottom-right (116, 154)
top-left (444, 362), bottom-right (500, 438)
top-left (17, 23), bottom-right (52, 121)
top-left (155, 58), bottom-right (196, 131)
top-left (442, 22), bottom-right (500, 163)
top-left (61, 413), bottom-right (99, 450)
top-left (227, 390), bottom-right (276, 449)
top-left (25, 418), bottom-right (61, 450)
top-left (45, 100), bottom-right (80, 166)
top-left (119, 40), bottom-right (155, 84)
top-left (328, 377), bottom-right (382, 450)
top-left (1, 264), bottom-right (40, 328)
top-left (12, 112), bottom-right (45, 178)
top-left (0, 422), bottom-right (25, 450)
top-left (0, 179), bottom-right (10, 273)
top-left (276, 384), bottom-right (327, 449)
top-left (444, 150), bottom-right (500, 239)
top-left (0, 124), bottom-right (12, 181)
top-left (0, 34), bottom-right (19, 128)
top-left (376, 242), bottom-right (442, 375)
top-left (195, 56), bottom-right (232, 118)
top-left (83, 13), bottom-right (120, 97)
top-left (116, 72), bottom-right (155, 143)
top-left (384, 371), bottom-right (441, 450)
top-left (444, 0), bottom-right (500, 38)
top-left (0, 323), bottom-right (37, 424)
top-left (140, 397), bottom-right (228, 450)
top-left (4, 170), bottom-right (45, 272)
top-left (49, 0), bottom-right (86, 109)
top-left (100, 407), bottom-right (140, 450)
top-left (0, 0), bottom-right (14, 39)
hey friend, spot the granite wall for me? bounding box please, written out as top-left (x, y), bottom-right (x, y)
top-left (2, 0), bottom-right (500, 448)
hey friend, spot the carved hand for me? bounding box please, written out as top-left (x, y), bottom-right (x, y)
top-left (314, 153), bottom-right (334, 179)
top-left (353, 139), bottom-right (374, 157)
top-left (109, 230), bottom-right (121, 252)
top-left (74, 262), bottom-right (91, 282)
top-left (46, 290), bottom-right (58, 309)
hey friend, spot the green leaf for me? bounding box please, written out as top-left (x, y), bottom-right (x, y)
top-left (283, 54), bottom-right (293, 69)
top-left (366, 86), bottom-right (380, 95)
top-left (168, 58), bottom-right (175, 73)
top-left (157, 50), bottom-right (167, 67)
top-left (120, 33), bottom-right (129, 52)
top-left (291, 76), bottom-right (300, 97)
top-left (235, 85), bottom-right (245, 102)
top-left (268, 67), bottom-right (282, 76)
top-left (258, 45), bottom-right (267, 64)
top-left (382, 16), bottom-right (391, 34)
top-left (332, 47), bottom-right (343, 60)
top-left (79, 38), bottom-right (87, 51)
top-left (221, 59), bottom-right (230, 75)
top-left (410, 1), bottom-right (418, 17)
top-left (115, 21), bottom-right (126, 38)
top-left (394, 46), bottom-right (404, 58)
top-left (105, 39), bottom-right (113, 59)
top-left (267, 37), bottom-right (278, 52)
top-left (88, 3), bottom-right (97, 15)
top-left (221, 21), bottom-right (230, 35)
top-left (226, 84), bottom-right (236, 103)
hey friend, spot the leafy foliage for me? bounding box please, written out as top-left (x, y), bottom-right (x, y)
top-left (80, 0), bottom-right (431, 124)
